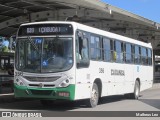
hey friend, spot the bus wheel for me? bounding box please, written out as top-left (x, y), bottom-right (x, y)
top-left (86, 83), bottom-right (99, 108)
top-left (40, 100), bottom-right (55, 106)
top-left (131, 81), bottom-right (140, 99)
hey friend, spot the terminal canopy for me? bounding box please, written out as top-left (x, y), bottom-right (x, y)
top-left (0, 0), bottom-right (160, 54)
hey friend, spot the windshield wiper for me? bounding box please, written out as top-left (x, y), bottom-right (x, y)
top-left (27, 36), bottom-right (43, 72)
top-left (27, 36), bottom-right (39, 51)
top-left (27, 36), bottom-right (43, 57)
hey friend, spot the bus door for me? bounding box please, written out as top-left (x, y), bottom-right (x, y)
top-left (75, 31), bottom-right (90, 99)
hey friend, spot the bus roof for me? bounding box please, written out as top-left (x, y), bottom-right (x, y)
top-left (20, 21), bottom-right (152, 49)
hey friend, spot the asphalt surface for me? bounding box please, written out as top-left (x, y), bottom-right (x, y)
top-left (0, 84), bottom-right (160, 112)
top-left (1, 84), bottom-right (160, 120)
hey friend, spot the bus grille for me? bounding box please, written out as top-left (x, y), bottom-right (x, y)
top-left (30, 90), bottom-right (52, 95)
top-left (24, 76), bottom-right (61, 82)
top-left (29, 84), bottom-right (55, 87)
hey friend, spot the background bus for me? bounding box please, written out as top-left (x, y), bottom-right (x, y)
top-left (0, 52), bottom-right (14, 94)
top-left (14, 21), bottom-right (153, 107)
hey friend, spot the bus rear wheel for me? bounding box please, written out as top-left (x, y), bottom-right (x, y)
top-left (86, 83), bottom-right (99, 108)
top-left (131, 81), bottom-right (140, 99)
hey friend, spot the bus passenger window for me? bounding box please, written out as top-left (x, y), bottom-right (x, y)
top-left (135, 45), bottom-right (141, 64)
top-left (141, 47), bottom-right (147, 65)
top-left (103, 38), bottom-right (112, 62)
top-left (148, 48), bottom-right (152, 66)
top-left (131, 45), bottom-right (135, 63)
top-left (114, 40), bottom-right (123, 63)
top-left (125, 43), bottom-right (132, 64)
top-left (90, 36), bottom-right (102, 61)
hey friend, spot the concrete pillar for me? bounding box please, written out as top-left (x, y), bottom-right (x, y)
top-left (153, 50), bottom-right (155, 83)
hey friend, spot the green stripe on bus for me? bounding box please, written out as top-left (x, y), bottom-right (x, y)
top-left (14, 84), bottom-right (75, 100)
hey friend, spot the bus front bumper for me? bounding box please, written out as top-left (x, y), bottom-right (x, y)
top-left (14, 84), bottom-right (75, 101)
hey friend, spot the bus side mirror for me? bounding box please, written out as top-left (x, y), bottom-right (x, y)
top-left (77, 59), bottom-right (89, 68)
top-left (113, 51), bottom-right (117, 61)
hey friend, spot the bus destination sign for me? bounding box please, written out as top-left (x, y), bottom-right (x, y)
top-left (18, 24), bottom-right (73, 36)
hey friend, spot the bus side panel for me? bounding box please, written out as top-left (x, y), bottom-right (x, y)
top-left (133, 65), bottom-right (153, 92)
top-left (94, 62), bottom-right (117, 97)
top-left (113, 63), bottom-right (125, 94)
top-left (89, 61), bottom-right (117, 97)
top-left (74, 68), bottom-right (92, 100)
top-left (125, 64), bottom-right (135, 94)
top-left (134, 65), bottom-right (143, 91)
top-left (75, 61), bottom-right (118, 100)
top-left (101, 62), bottom-right (116, 96)
top-left (140, 66), bottom-right (148, 91)
top-left (146, 66), bottom-right (153, 89)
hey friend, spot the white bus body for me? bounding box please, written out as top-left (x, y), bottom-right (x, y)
top-left (14, 21), bottom-right (153, 107)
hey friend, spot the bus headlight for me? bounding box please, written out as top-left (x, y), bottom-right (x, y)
top-left (59, 79), bottom-right (70, 87)
top-left (15, 78), bottom-right (25, 86)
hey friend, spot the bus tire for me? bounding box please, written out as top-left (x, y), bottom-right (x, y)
top-left (131, 81), bottom-right (140, 99)
top-left (40, 100), bottom-right (55, 106)
top-left (86, 83), bottom-right (99, 108)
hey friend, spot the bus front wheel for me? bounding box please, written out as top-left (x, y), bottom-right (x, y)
top-left (86, 83), bottom-right (99, 108)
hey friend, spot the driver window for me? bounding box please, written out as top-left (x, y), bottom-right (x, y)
top-left (81, 38), bottom-right (89, 60)
top-left (76, 31), bottom-right (89, 67)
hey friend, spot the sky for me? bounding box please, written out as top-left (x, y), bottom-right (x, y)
top-left (102, 0), bottom-right (160, 23)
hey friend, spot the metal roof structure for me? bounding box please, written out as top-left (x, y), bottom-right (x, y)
top-left (0, 0), bottom-right (160, 54)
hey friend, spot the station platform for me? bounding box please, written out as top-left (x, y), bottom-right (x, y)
top-left (152, 83), bottom-right (160, 89)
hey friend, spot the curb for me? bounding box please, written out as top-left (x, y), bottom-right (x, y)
top-left (152, 83), bottom-right (160, 89)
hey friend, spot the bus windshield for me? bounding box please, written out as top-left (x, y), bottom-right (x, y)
top-left (15, 37), bottom-right (73, 73)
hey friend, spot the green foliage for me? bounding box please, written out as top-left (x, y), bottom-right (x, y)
top-left (2, 46), bottom-right (9, 52)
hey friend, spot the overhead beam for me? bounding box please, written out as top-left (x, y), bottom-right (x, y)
top-left (0, 8), bottom-right (159, 49)
top-left (23, 0), bottom-right (55, 10)
top-left (0, 8), bottom-right (160, 34)
top-left (0, 3), bottom-right (28, 14)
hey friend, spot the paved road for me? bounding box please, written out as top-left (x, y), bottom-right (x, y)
top-left (1, 86), bottom-right (160, 120)
top-left (0, 85), bottom-right (160, 112)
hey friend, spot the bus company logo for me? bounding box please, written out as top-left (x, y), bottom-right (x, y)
top-left (38, 83), bottom-right (43, 88)
top-left (111, 69), bottom-right (125, 76)
top-left (2, 112), bottom-right (11, 117)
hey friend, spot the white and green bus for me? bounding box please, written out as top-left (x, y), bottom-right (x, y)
top-left (14, 21), bottom-right (153, 107)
